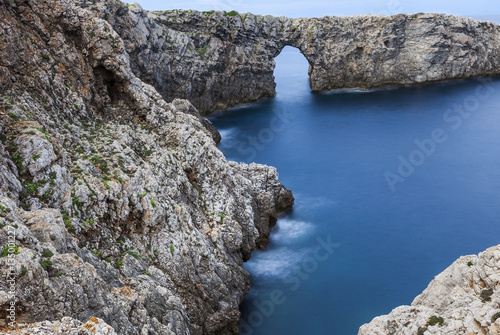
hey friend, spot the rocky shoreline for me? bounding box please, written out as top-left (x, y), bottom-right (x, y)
top-left (0, 0), bottom-right (293, 333)
top-left (109, 5), bottom-right (500, 114)
top-left (0, 0), bottom-right (499, 334)
top-left (358, 245), bottom-right (500, 334)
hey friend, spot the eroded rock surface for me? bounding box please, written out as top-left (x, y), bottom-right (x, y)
top-left (1, 0), bottom-right (499, 334)
top-left (2, 317), bottom-right (117, 335)
top-left (358, 245), bottom-right (500, 335)
top-left (107, 6), bottom-right (500, 113)
top-left (0, 0), bottom-right (292, 334)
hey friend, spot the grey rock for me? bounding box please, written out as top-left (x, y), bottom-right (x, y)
top-left (172, 99), bottom-right (221, 144)
top-left (107, 6), bottom-right (500, 114)
top-left (0, 0), bottom-right (292, 334)
top-left (2, 0), bottom-right (497, 334)
top-left (359, 245), bottom-right (500, 335)
top-left (1, 316), bottom-right (117, 334)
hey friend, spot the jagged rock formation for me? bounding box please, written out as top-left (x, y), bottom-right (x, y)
top-left (3, 317), bottom-right (117, 334)
top-left (107, 6), bottom-right (500, 114)
top-left (0, 0), bottom-right (293, 334)
top-left (1, 0), bottom-right (500, 334)
top-left (358, 245), bottom-right (500, 335)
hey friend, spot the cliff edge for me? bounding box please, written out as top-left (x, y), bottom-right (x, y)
top-left (0, 0), bottom-right (292, 334)
top-left (359, 245), bottom-right (500, 334)
top-left (109, 6), bottom-right (500, 113)
top-left (1, 0), bottom-right (500, 334)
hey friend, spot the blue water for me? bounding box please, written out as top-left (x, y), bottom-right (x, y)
top-left (209, 46), bottom-right (500, 335)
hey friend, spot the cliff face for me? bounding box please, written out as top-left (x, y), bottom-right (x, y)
top-left (1, 0), bottom-right (500, 334)
top-left (108, 6), bottom-right (500, 114)
top-left (0, 0), bottom-right (292, 334)
top-left (358, 245), bottom-right (500, 334)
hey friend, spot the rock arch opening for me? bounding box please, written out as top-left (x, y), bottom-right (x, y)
top-left (273, 46), bottom-right (312, 98)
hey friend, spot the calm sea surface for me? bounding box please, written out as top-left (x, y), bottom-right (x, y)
top-left (209, 44), bottom-right (500, 335)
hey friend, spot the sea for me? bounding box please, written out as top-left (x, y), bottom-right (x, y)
top-left (209, 17), bottom-right (500, 334)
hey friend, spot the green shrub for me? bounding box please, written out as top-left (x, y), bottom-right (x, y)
top-left (42, 188), bottom-right (53, 201)
top-left (39, 259), bottom-right (53, 270)
top-left (224, 10), bottom-right (238, 16)
top-left (90, 249), bottom-right (100, 257)
top-left (492, 312), bottom-right (500, 323)
top-left (82, 219), bottom-right (94, 227)
top-left (42, 249), bottom-right (54, 258)
top-left (417, 326), bottom-right (426, 335)
top-left (196, 46), bottom-right (208, 60)
top-left (481, 288), bottom-right (494, 302)
top-left (0, 245), bottom-right (19, 257)
top-left (150, 199), bottom-right (156, 208)
top-left (128, 250), bottom-right (141, 259)
top-left (11, 153), bottom-right (24, 169)
top-left (23, 181), bottom-right (39, 196)
top-left (8, 112), bottom-right (20, 121)
top-left (428, 316), bottom-right (444, 326)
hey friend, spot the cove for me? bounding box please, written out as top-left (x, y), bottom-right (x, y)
top-left (209, 46), bottom-right (500, 335)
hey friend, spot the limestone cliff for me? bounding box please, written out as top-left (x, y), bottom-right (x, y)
top-left (1, 0), bottom-right (500, 334)
top-left (358, 245), bottom-right (500, 335)
top-left (107, 6), bottom-right (500, 114)
top-left (0, 0), bottom-right (292, 334)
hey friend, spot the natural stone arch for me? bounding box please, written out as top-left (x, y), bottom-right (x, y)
top-left (271, 44), bottom-right (314, 91)
top-left (111, 6), bottom-right (500, 114)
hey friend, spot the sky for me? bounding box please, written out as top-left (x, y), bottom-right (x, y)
top-left (131, 0), bottom-right (500, 18)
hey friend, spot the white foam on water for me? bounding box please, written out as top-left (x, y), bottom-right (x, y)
top-left (292, 194), bottom-right (337, 212)
top-left (323, 86), bottom-right (399, 95)
top-left (271, 218), bottom-right (314, 243)
top-left (244, 218), bottom-right (315, 278)
top-left (244, 247), bottom-right (311, 278)
top-left (217, 128), bottom-right (242, 153)
top-left (218, 128), bottom-right (237, 142)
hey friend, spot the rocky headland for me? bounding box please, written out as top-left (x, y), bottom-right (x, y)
top-left (358, 245), bottom-right (500, 335)
top-left (0, 0), bottom-right (499, 334)
top-left (108, 6), bottom-right (500, 114)
top-left (0, 0), bottom-right (293, 334)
